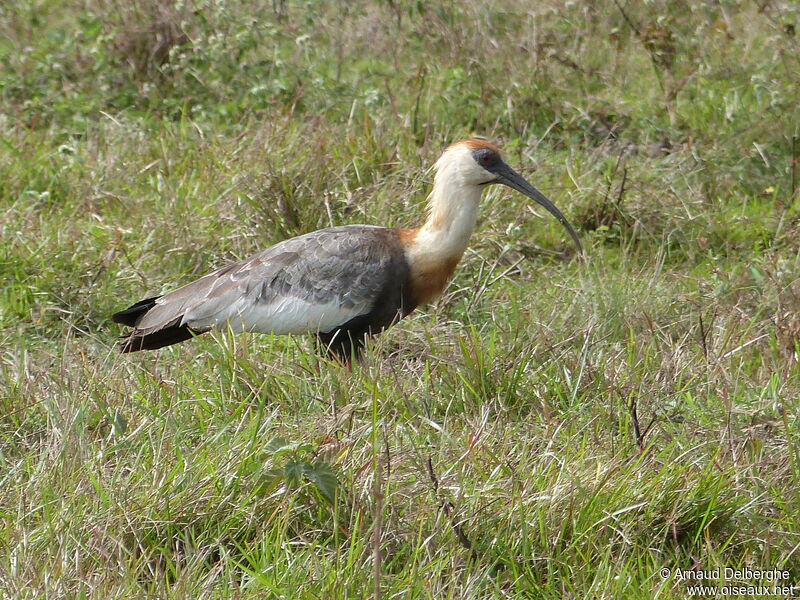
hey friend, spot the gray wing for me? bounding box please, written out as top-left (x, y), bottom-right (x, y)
top-left (131, 225), bottom-right (408, 336)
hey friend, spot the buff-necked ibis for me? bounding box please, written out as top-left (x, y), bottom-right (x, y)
top-left (112, 139), bottom-right (582, 359)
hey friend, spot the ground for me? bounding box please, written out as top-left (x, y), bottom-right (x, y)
top-left (1, 1), bottom-right (799, 598)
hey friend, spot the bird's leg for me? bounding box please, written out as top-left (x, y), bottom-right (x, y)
top-left (315, 329), bottom-right (367, 368)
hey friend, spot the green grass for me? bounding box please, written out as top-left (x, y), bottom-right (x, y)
top-left (2, 0), bottom-right (800, 597)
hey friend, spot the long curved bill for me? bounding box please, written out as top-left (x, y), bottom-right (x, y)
top-left (495, 164), bottom-right (582, 253)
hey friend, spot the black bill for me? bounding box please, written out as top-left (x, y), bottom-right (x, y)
top-left (494, 164), bottom-right (583, 253)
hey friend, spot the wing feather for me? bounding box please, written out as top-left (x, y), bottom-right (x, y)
top-left (130, 226), bottom-right (405, 337)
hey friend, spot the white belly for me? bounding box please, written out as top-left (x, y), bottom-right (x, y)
top-left (184, 296), bottom-right (364, 335)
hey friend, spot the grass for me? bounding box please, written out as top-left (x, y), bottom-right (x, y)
top-left (1, 0), bottom-right (800, 597)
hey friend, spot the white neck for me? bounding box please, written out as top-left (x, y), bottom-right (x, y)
top-left (411, 155), bottom-right (483, 262)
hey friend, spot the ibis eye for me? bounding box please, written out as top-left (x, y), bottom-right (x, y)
top-left (478, 151), bottom-right (496, 166)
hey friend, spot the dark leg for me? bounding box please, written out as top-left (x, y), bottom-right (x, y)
top-left (316, 327), bottom-right (367, 363)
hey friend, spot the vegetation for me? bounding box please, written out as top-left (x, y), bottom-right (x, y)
top-left (1, 0), bottom-right (799, 597)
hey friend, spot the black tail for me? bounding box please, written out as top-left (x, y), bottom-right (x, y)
top-left (119, 325), bottom-right (199, 353)
top-left (112, 296), bottom-right (161, 326)
top-left (112, 295), bottom-right (201, 353)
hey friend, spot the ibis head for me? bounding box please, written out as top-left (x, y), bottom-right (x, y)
top-left (431, 139), bottom-right (582, 253)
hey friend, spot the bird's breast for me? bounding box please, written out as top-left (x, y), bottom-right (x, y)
top-left (407, 257), bottom-right (461, 306)
top-left (398, 228), bottom-right (463, 307)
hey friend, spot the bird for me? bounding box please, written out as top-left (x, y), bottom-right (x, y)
top-left (112, 139), bottom-right (582, 360)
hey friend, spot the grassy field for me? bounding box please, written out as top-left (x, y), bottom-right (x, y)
top-left (2, 0), bottom-right (800, 597)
